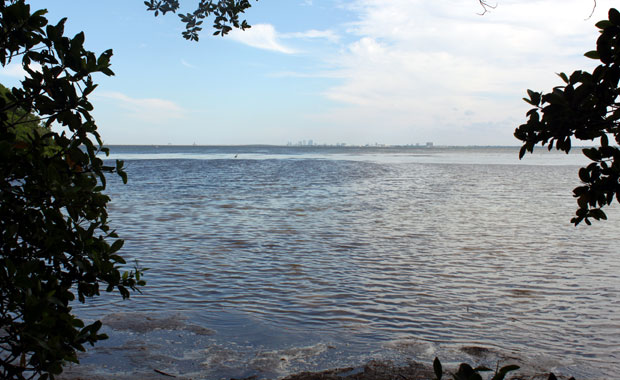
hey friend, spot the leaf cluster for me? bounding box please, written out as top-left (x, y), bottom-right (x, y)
top-left (432, 357), bottom-right (578, 380)
top-left (144, 0), bottom-right (257, 41)
top-left (515, 8), bottom-right (620, 225)
top-left (433, 357), bottom-right (519, 380)
top-left (1, 1), bottom-right (144, 379)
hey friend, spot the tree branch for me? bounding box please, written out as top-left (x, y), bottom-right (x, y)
top-left (586, 0), bottom-right (597, 20)
top-left (477, 0), bottom-right (497, 15)
top-left (478, 0), bottom-right (596, 17)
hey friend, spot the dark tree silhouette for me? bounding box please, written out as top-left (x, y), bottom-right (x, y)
top-left (516, 8), bottom-right (620, 226)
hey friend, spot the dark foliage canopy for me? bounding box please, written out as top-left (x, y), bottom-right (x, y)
top-left (515, 8), bottom-right (620, 225)
top-left (144, 0), bottom-right (257, 41)
top-left (0, 1), bottom-right (145, 378)
top-left (145, 0), bottom-right (527, 40)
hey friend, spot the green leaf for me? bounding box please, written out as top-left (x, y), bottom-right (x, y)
top-left (527, 89), bottom-right (536, 98)
top-left (595, 20), bottom-right (613, 29)
top-left (110, 239), bottom-right (124, 253)
top-left (526, 89), bottom-right (541, 105)
top-left (592, 209), bottom-right (607, 220)
top-left (454, 363), bottom-right (482, 380)
top-left (584, 50), bottom-right (600, 59)
top-left (546, 90), bottom-right (567, 105)
top-left (578, 195), bottom-right (590, 209)
top-left (519, 145), bottom-right (527, 159)
top-left (119, 170), bottom-right (128, 184)
top-left (609, 8), bottom-right (620, 25)
top-left (579, 167), bottom-right (591, 183)
top-left (582, 148), bottom-right (600, 161)
top-left (556, 72), bottom-right (569, 83)
top-left (491, 365), bottom-right (520, 380)
top-left (433, 357), bottom-right (443, 380)
top-left (110, 254), bottom-right (126, 264)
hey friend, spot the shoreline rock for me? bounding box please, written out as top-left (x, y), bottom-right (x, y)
top-left (60, 359), bottom-right (579, 380)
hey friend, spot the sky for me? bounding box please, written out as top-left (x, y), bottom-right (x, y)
top-left (0, 0), bottom-right (616, 146)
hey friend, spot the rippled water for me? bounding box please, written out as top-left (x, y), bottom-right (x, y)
top-left (70, 146), bottom-right (620, 379)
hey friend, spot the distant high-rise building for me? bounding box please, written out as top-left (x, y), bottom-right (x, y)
top-left (426, 142), bottom-right (433, 148)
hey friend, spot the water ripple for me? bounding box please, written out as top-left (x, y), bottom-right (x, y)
top-left (77, 153), bottom-right (620, 378)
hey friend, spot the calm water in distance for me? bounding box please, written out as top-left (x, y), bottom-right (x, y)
top-left (72, 146), bottom-right (620, 379)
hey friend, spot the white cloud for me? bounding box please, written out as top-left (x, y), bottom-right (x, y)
top-left (315, 0), bottom-right (616, 145)
top-left (0, 63), bottom-right (26, 78)
top-left (228, 24), bottom-right (295, 54)
top-left (268, 71), bottom-right (341, 79)
top-left (181, 59), bottom-right (196, 69)
top-left (95, 91), bottom-right (185, 123)
top-left (284, 29), bottom-right (340, 43)
top-left (0, 62), bottom-right (43, 79)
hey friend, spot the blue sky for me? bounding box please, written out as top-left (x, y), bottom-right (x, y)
top-left (0, 0), bottom-right (616, 145)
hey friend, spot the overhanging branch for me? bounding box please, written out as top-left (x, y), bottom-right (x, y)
top-left (478, 0), bottom-right (497, 15)
top-left (586, 0), bottom-right (597, 20)
top-left (479, 0), bottom-right (596, 17)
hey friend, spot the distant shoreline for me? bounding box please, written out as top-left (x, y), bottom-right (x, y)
top-left (103, 144), bottom-right (524, 148)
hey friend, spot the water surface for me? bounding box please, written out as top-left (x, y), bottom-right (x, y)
top-left (70, 146), bottom-right (620, 379)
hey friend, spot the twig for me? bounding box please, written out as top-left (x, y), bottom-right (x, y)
top-left (477, 0), bottom-right (497, 15)
top-left (586, 0), bottom-right (597, 20)
top-left (154, 368), bottom-right (176, 377)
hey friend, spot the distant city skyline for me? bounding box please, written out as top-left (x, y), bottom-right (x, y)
top-left (0, 0), bottom-right (615, 146)
top-left (285, 140), bottom-right (434, 147)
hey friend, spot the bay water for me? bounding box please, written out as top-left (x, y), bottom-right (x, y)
top-left (69, 146), bottom-right (620, 379)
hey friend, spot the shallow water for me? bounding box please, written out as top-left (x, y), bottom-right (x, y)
top-left (70, 146), bottom-right (620, 379)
